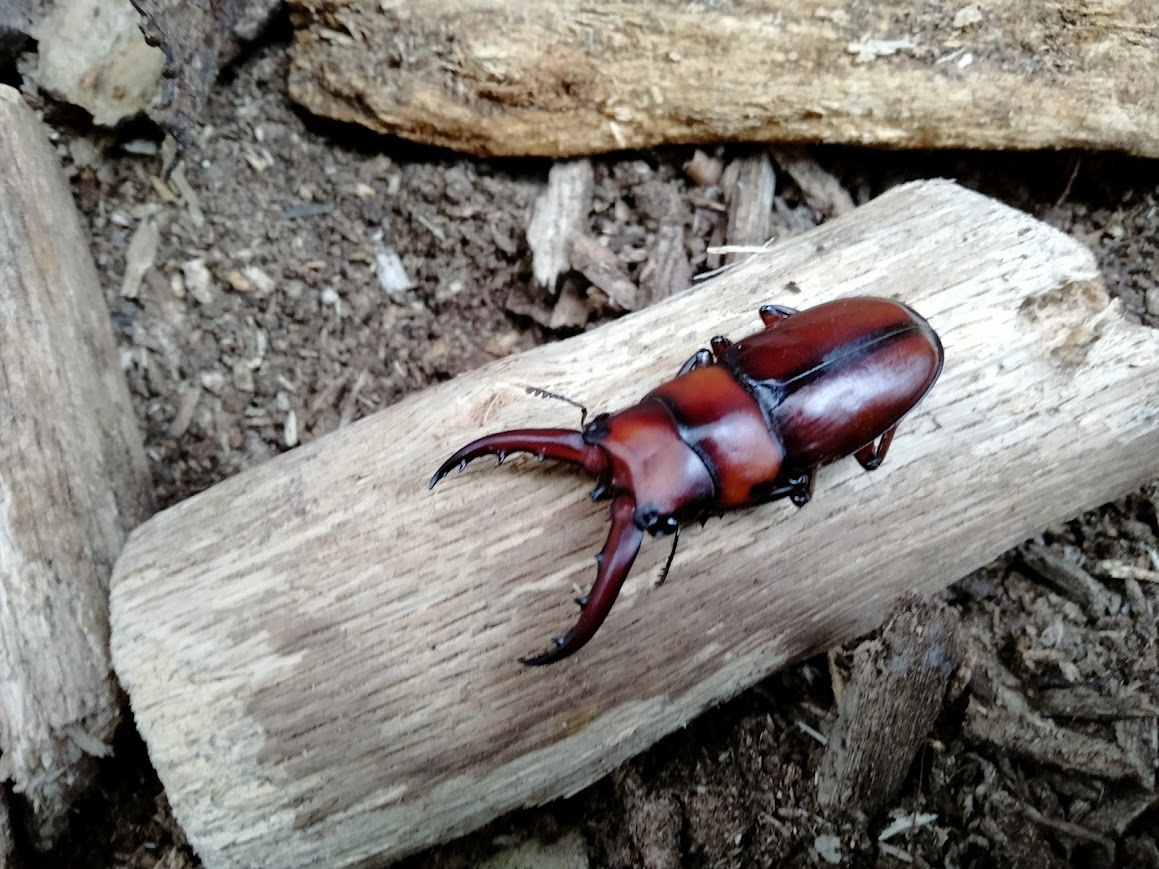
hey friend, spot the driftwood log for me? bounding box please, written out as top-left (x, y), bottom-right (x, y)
top-left (287, 0), bottom-right (1159, 158)
top-left (110, 180), bottom-right (1159, 868)
top-left (0, 86), bottom-right (153, 846)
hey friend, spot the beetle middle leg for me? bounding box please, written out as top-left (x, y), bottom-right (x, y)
top-left (854, 425), bottom-right (898, 471)
top-left (759, 304), bottom-right (800, 326)
top-left (788, 471), bottom-right (815, 507)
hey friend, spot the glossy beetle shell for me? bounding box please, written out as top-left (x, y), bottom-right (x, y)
top-left (430, 297), bottom-right (944, 664)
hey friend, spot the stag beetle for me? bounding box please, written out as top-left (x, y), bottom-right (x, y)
top-left (430, 297), bottom-right (944, 665)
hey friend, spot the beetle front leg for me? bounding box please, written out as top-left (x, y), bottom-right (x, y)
top-left (854, 425), bottom-right (897, 471)
top-left (677, 348), bottom-right (714, 376)
top-left (759, 304), bottom-right (800, 326)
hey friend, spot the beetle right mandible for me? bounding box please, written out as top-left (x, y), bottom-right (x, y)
top-left (430, 297), bottom-right (944, 665)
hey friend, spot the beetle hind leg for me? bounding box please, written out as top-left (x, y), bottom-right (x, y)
top-left (521, 495), bottom-right (643, 666)
top-left (854, 425), bottom-right (898, 471)
top-left (759, 304), bottom-right (800, 326)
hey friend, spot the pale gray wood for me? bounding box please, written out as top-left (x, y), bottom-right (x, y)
top-left (287, 0), bottom-right (1159, 159)
top-left (0, 85), bottom-right (153, 846)
top-left (110, 180), bottom-right (1159, 868)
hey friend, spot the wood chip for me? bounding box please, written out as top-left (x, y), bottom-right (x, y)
top-left (119, 218), bottom-right (160, 299)
top-left (371, 230), bottom-right (414, 294)
top-left (1081, 790), bottom-right (1159, 836)
top-left (1018, 799), bottom-right (1113, 852)
top-left (771, 146), bottom-right (855, 218)
top-left (724, 151), bottom-right (775, 264)
top-left (1097, 560), bottom-right (1159, 583)
top-left (168, 383), bottom-right (202, 438)
top-left (1114, 718), bottom-right (1157, 790)
top-left (181, 258), bottom-right (214, 306)
top-left (638, 221), bottom-right (692, 308)
top-left (567, 232), bottom-right (639, 311)
top-left (965, 697), bottom-right (1140, 782)
top-left (1031, 685), bottom-right (1158, 721)
top-left (684, 150), bottom-right (723, 187)
top-left (526, 160), bottom-right (593, 289)
top-left (548, 281), bottom-right (589, 330)
top-left (1021, 543), bottom-right (1115, 618)
top-left (817, 595), bottom-right (963, 814)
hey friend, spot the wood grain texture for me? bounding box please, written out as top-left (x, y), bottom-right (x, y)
top-left (110, 180), bottom-right (1159, 868)
top-left (0, 85), bottom-right (153, 846)
top-left (286, 0), bottom-right (1159, 158)
top-left (817, 596), bottom-right (963, 813)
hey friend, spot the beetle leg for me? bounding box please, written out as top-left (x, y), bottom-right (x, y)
top-left (758, 304), bottom-right (800, 326)
top-left (854, 425), bottom-right (898, 471)
top-left (709, 335), bottom-right (732, 357)
top-left (677, 348), bottom-right (714, 376)
top-left (521, 495), bottom-right (643, 666)
top-left (788, 471), bottom-right (815, 507)
top-left (655, 526), bottom-right (681, 586)
top-left (429, 429), bottom-right (607, 489)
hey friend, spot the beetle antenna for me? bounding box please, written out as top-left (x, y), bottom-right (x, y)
top-left (655, 526), bottom-right (681, 586)
top-left (524, 386), bottom-right (588, 427)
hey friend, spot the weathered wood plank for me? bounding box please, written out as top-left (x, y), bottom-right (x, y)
top-left (0, 85), bottom-right (153, 846)
top-left (287, 0), bottom-right (1159, 158)
top-left (111, 180), bottom-right (1159, 867)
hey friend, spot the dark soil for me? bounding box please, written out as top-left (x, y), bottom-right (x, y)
top-left (26, 36), bottom-right (1159, 869)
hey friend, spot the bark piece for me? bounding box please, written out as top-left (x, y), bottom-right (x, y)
top-left (109, 180), bottom-right (1159, 868)
top-left (0, 86), bottom-right (153, 846)
top-left (526, 160), bottom-right (594, 289)
top-left (287, 0), bottom-right (1159, 159)
top-left (817, 596), bottom-right (962, 814)
top-left (132, 0), bottom-right (281, 150)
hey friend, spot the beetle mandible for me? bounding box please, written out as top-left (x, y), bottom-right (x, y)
top-left (430, 297), bottom-right (944, 665)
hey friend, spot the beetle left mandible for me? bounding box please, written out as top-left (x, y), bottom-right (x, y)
top-left (430, 297), bottom-right (944, 665)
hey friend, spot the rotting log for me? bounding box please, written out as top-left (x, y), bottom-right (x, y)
top-left (286, 0), bottom-right (1159, 158)
top-left (110, 180), bottom-right (1159, 868)
top-left (0, 86), bottom-right (153, 846)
